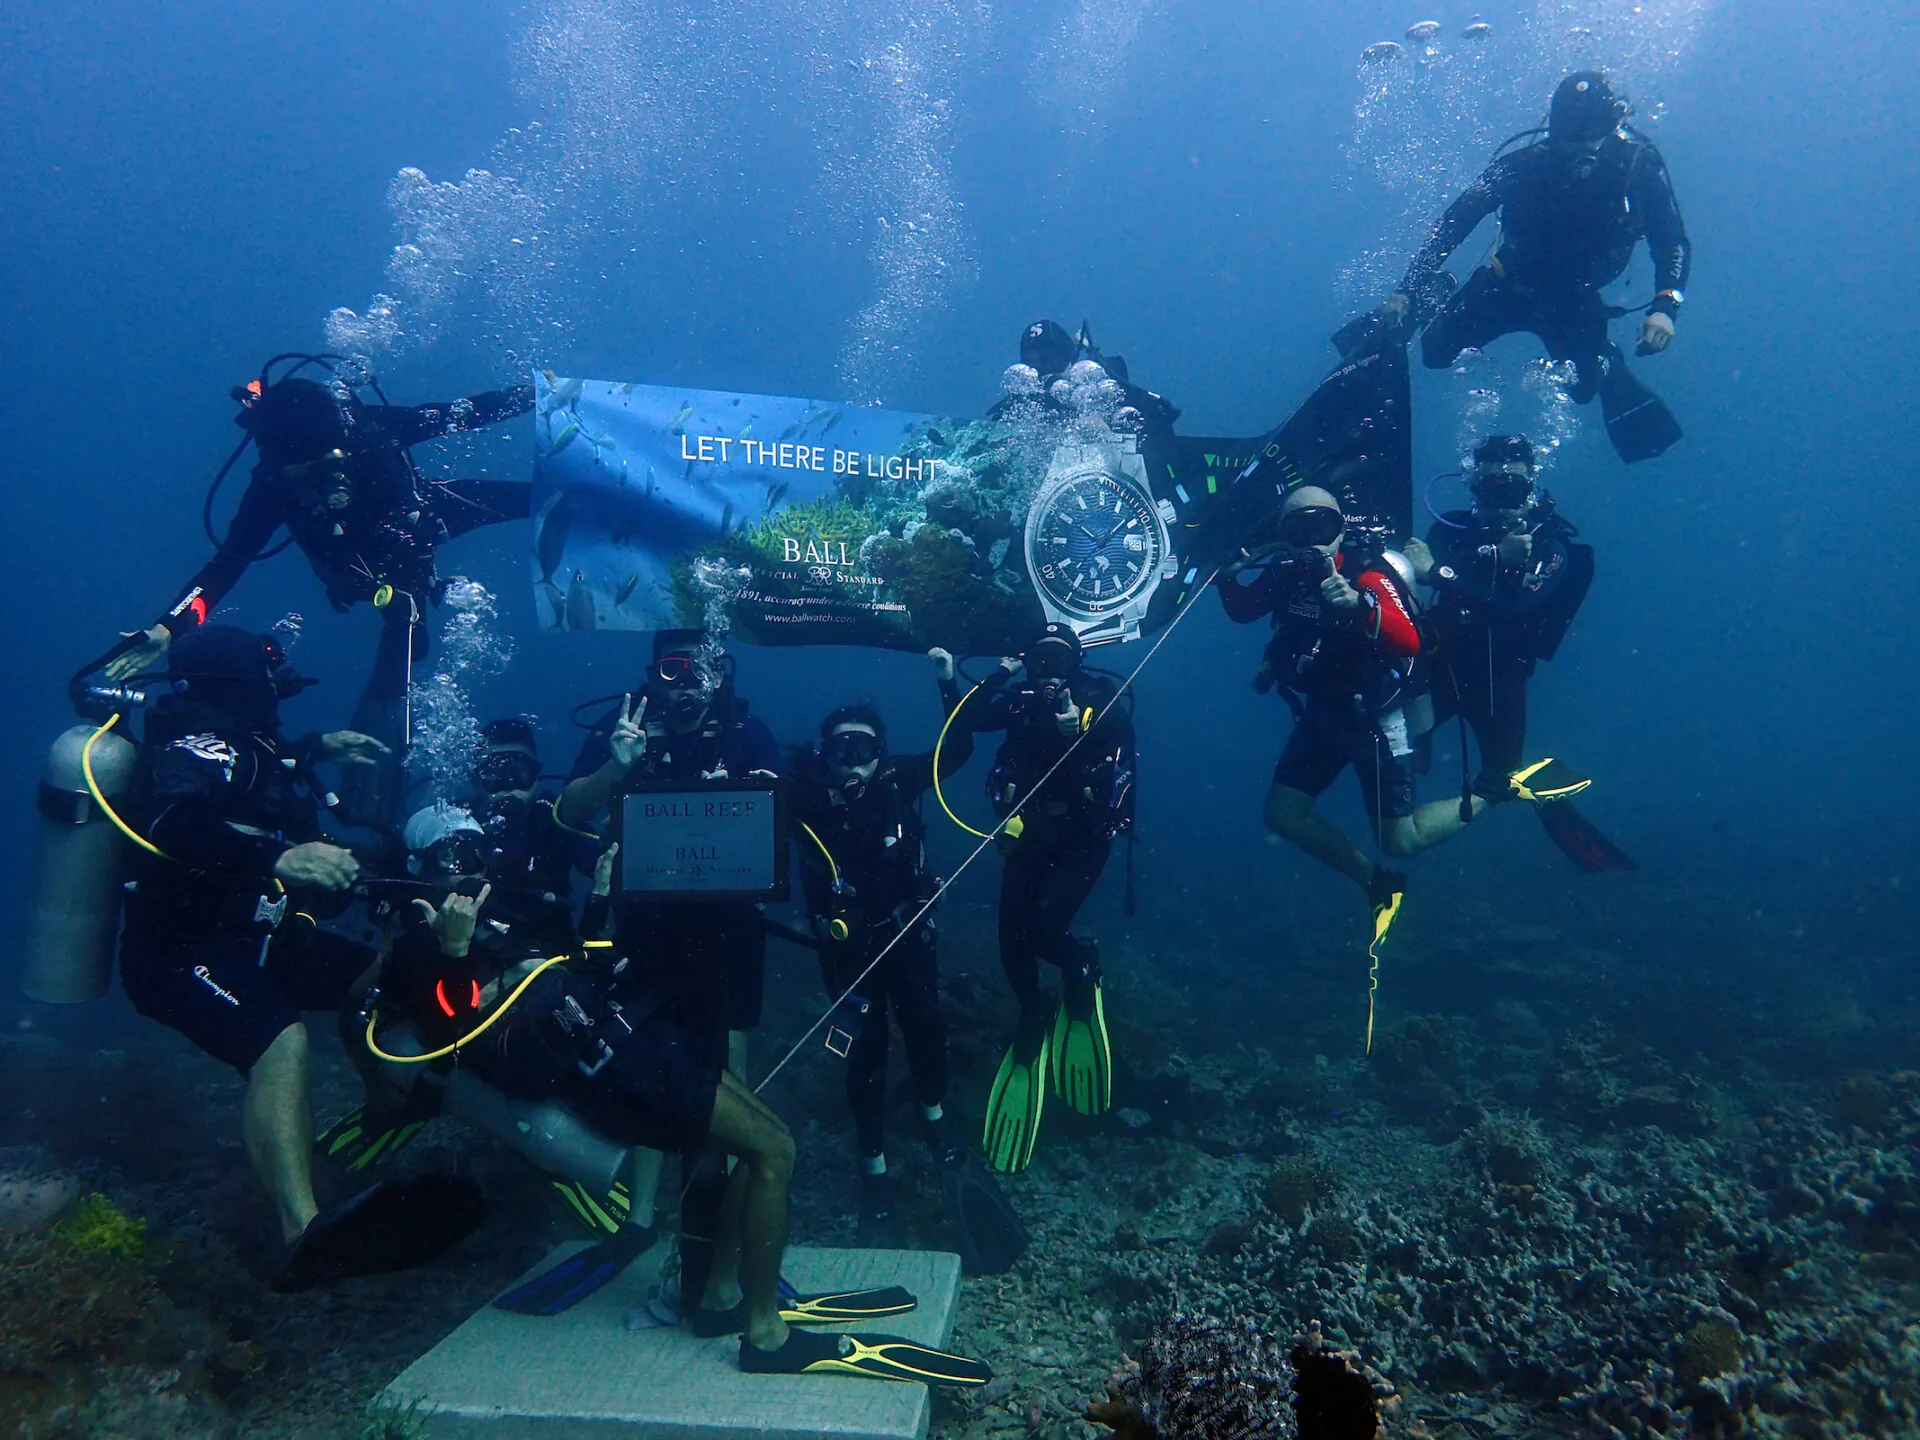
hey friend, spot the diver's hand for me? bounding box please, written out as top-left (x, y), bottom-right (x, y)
top-left (592, 843), bottom-right (620, 898)
top-left (1497, 531), bottom-right (1533, 569)
top-left (414, 883), bottom-right (491, 958)
top-left (608, 694), bottom-right (647, 769)
top-left (1636, 312), bottom-right (1674, 356)
top-left (1053, 690), bottom-right (1081, 738)
top-left (320, 730), bottom-right (392, 766)
top-left (1401, 537), bottom-right (1435, 585)
top-left (1321, 571), bottom-right (1363, 611)
top-left (1381, 291), bottom-right (1411, 321)
top-left (106, 625), bottom-right (171, 682)
top-left (273, 842), bottom-right (360, 892)
top-left (928, 647), bottom-right (955, 682)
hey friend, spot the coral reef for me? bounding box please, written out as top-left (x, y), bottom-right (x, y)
top-left (1086, 1313), bottom-right (1414, 1440)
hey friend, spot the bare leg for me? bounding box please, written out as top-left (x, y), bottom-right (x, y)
top-left (1264, 783), bottom-right (1375, 891)
top-left (620, 1147), bottom-right (664, 1228)
top-left (245, 1023), bottom-right (318, 1242)
top-left (700, 1071), bottom-right (797, 1352)
top-left (1381, 795), bottom-right (1490, 858)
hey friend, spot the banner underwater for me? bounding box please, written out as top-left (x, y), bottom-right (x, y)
top-left (529, 338), bottom-right (1411, 655)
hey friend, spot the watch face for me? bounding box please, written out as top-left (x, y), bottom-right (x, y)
top-left (1029, 465), bottom-right (1165, 618)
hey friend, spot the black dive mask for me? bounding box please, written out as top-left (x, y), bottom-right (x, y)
top-left (1279, 505), bottom-right (1345, 549)
top-left (415, 831), bottom-right (489, 882)
top-left (475, 750), bottom-right (540, 793)
top-left (481, 793), bottom-right (531, 833)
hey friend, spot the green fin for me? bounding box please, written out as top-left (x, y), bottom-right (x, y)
top-left (740, 1327), bottom-right (993, 1386)
top-left (1048, 981), bottom-right (1112, 1117)
top-left (983, 1005), bottom-right (1051, 1175)
top-left (315, 1086), bottom-right (439, 1174)
top-left (551, 1178), bottom-right (631, 1237)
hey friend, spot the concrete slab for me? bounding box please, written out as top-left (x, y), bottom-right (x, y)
top-left (381, 1244), bottom-right (965, 1440)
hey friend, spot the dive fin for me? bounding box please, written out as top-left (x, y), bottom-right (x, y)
top-left (316, 1084), bottom-right (441, 1174)
top-left (1332, 270), bottom-right (1457, 358)
top-left (739, 1327), bottom-right (993, 1387)
top-left (928, 1123), bottom-right (1029, 1275)
top-left (983, 1002), bottom-right (1052, 1175)
top-left (1049, 980), bottom-right (1112, 1117)
top-left (271, 1174), bottom-right (487, 1293)
top-left (1536, 800), bottom-right (1636, 872)
top-left (691, 1285), bottom-right (919, 1336)
top-left (1368, 866), bottom-right (1407, 947)
top-left (1599, 345), bottom-right (1682, 462)
top-left (1510, 758), bottom-right (1592, 803)
top-left (492, 1224), bottom-right (659, 1316)
top-left (551, 1177), bottom-right (632, 1237)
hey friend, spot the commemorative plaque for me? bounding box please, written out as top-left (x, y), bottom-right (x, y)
top-left (616, 779), bottom-right (787, 902)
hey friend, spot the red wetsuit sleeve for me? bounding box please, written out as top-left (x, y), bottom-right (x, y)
top-left (1358, 571), bottom-right (1420, 658)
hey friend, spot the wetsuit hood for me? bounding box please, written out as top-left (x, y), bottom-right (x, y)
top-left (1548, 72), bottom-right (1626, 145)
top-left (239, 377), bottom-right (353, 459)
top-left (168, 625), bottom-right (298, 731)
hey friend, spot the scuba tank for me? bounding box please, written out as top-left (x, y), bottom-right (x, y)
top-left (22, 722), bottom-right (138, 1003)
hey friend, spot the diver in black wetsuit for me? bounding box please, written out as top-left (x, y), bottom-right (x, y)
top-left (1402, 437), bottom-right (1629, 871)
top-left (1375, 72), bottom-right (1692, 463)
top-left (998, 318), bottom-right (1181, 439)
top-left (102, 362), bottom-right (533, 823)
top-left (1403, 436), bottom-right (1592, 799)
top-left (789, 650), bottom-right (971, 1245)
top-left (955, 624), bottom-right (1134, 1175)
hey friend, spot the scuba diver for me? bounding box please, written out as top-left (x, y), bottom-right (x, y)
top-left (314, 718), bottom-right (602, 1187)
top-left (1403, 437), bottom-right (1631, 871)
top-left (557, 630), bottom-right (781, 1313)
top-left (113, 624), bottom-right (484, 1290)
top-left (1355, 71), bottom-right (1691, 464)
top-left (997, 318), bottom-right (1181, 439)
top-left (99, 356), bottom-right (534, 823)
top-left (373, 824), bottom-right (987, 1385)
top-left (1220, 488), bottom-right (1593, 940)
top-left (788, 651), bottom-right (1027, 1272)
top-left (948, 624), bottom-right (1134, 1175)
top-left (559, 630), bottom-right (781, 1074)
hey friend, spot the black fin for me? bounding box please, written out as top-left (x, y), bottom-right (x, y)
top-left (1536, 800), bottom-right (1636, 872)
top-left (1599, 346), bottom-right (1683, 462)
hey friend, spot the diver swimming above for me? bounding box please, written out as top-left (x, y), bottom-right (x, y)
top-left (97, 357), bottom-right (533, 825)
top-left (1351, 71), bottom-right (1691, 464)
top-left (995, 318), bottom-right (1181, 439)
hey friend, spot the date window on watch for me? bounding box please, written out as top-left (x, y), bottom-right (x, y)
top-left (1124, 533), bottom-right (1148, 552)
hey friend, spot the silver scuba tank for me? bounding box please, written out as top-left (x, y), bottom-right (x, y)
top-left (444, 1070), bottom-right (630, 1193)
top-left (21, 724), bottom-right (138, 1003)
top-left (371, 1019), bottom-right (628, 1192)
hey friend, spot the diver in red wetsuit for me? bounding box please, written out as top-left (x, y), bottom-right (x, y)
top-left (1219, 485), bottom-right (1459, 932)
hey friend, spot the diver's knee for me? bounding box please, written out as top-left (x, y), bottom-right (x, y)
top-left (1263, 785), bottom-right (1312, 835)
top-left (1380, 819), bottom-right (1420, 857)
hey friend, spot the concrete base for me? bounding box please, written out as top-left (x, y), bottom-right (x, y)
top-left (380, 1244), bottom-right (964, 1440)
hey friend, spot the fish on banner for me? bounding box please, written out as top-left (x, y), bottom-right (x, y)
top-left (528, 339), bottom-right (1411, 653)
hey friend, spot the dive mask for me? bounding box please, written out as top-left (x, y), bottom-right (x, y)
top-left (1279, 505), bottom-right (1345, 549)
